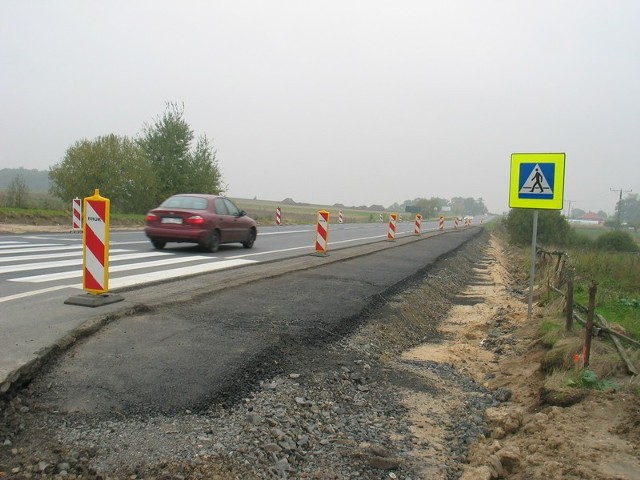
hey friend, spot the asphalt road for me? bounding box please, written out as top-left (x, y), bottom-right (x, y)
top-left (1, 221), bottom-right (454, 301)
top-left (20, 226), bottom-right (482, 416)
top-left (1, 219), bottom-right (489, 395)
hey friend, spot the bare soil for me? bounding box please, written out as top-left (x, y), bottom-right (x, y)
top-left (419, 236), bottom-right (640, 480)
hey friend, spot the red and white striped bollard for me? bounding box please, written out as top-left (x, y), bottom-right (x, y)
top-left (83, 189), bottom-right (110, 295)
top-left (387, 213), bottom-right (397, 241)
top-left (72, 197), bottom-right (82, 232)
top-left (315, 210), bottom-right (330, 255)
top-left (414, 214), bottom-right (422, 235)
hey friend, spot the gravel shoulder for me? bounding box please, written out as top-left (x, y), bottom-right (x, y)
top-left (1, 230), bottom-right (639, 479)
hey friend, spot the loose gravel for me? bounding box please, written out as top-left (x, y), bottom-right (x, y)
top-left (0, 231), bottom-right (511, 479)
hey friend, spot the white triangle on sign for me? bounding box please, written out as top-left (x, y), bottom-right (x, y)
top-left (519, 164), bottom-right (553, 195)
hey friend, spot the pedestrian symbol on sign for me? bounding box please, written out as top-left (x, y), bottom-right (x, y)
top-left (518, 163), bottom-right (555, 200)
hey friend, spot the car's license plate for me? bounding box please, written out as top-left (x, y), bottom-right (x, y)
top-left (161, 217), bottom-right (183, 224)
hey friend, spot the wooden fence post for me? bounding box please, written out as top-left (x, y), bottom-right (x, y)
top-left (566, 267), bottom-right (575, 331)
top-left (583, 282), bottom-right (597, 368)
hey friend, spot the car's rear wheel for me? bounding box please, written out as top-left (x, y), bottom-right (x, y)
top-left (242, 228), bottom-right (256, 249)
top-left (151, 239), bottom-right (166, 250)
top-left (204, 230), bottom-right (220, 253)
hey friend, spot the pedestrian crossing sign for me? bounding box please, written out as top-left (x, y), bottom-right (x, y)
top-left (509, 153), bottom-right (565, 209)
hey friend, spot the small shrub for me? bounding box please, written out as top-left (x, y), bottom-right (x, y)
top-left (566, 368), bottom-right (618, 391)
top-left (594, 231), bottom-right (639, 252)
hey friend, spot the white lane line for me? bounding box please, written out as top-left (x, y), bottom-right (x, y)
top-left (0, 249), bottom-right (131, 263)
top-left (0, 241), bottom-right (29, 245)
top-left (9, 256), bottom-right (212, 283)
top-left (107, 259), bottom-right (258, 289)
top-left (0, 243), bottom-right (65, 251)
top-left (258, 229), bottom-right (313, 235)
top-left (227, 245), bottom-right (312, 259)
top-left (0, 284), bottom-right (79, 304)
top-left (0, 259), bottom-right (257, 303)
top-left (0, 251), bottom-right (172, 274)
top-left (328, 234), bottom-right (387, 245)
top-left (226, 231), bottom-right (415, 259)
top-left (0, 245), bottom-right (84, 254)
top-left (110, 240), bottom-right (153, 245)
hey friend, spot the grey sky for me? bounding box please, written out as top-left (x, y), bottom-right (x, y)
top-left (2, 1), bottom-right (639, 214)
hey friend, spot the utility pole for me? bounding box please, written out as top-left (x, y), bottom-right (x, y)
top-left (610, 188), bottom-right (632, 226)
top-left (564, 199), bottom-right (575, 219)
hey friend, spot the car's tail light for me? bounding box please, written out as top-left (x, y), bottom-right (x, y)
top-left (146, 213), bottom-right (158, 223)
top-left (186, 215), bottom-right (205, 226)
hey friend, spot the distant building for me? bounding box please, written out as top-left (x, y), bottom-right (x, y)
top-left (569, 212), bottom-right (605, 225)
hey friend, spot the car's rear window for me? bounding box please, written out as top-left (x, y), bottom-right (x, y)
top-left (160, 196), bottom-right (208, 210)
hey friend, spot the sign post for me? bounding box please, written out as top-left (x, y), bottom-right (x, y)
top-left (510, 153), bottom-right (566, 318)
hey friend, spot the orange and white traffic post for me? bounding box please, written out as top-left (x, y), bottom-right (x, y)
top-left (64, 189), bottom-right (123, 307)
top-left (314, 210), bottom-right (330, 255)
top-left (71, 197), bottom-right (82, 233)
top-left (276, 207), bottom-right (282, 226)
top-left (387, 213), bottom-right (398, 241)
top-left (454, 217), bottom-right (459, 229)
top-left (439, 215), bottom-right (445, 231)
top-left (338, 210), bottom-right (344, 224)
top-left (414, 214), bottom-right (422, 235)
top-left (83, 189), bottom-right (110, 294)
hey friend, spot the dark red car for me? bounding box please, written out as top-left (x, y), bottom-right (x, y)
top-left (144, 194), bottom-right (257, 252)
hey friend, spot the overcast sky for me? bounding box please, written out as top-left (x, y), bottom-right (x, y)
top-left (2, 1), bottom-right (639, 214)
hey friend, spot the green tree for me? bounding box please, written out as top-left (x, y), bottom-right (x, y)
top-left (138, 103), bottom-right (224, 204)
top-left (188, 134), bottom-right (224, 194)
top-left (406, 197), bottom-right (449, 218)
top-left (503, 209), bottom-right (573, 246)
top-left (49, 134), bottom-right (157, 213)
top-left (450, 197), bottom-right (488, 216)
top-left (7, 173), bottom-right (29, 208)
top-left (618, 193), bottom-right (640, 225)
top-left (138, 103), bottom-right (192, 202)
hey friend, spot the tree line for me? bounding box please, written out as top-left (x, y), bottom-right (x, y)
top-left (388, 197), bottom-right (488, 217)
top-left (48, 103), bottom-right (223, 214)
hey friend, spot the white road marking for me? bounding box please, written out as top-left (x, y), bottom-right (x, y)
top-left (0, 259), bottom-right (257, 303)
top-left (107, 259), bottom-right (258, 289)
top-left (258, 229), bottom-right (313, 235)
top-left (0, 243), bottom-right (65, 250)
top-left (10, 256), bottom-right (212, 283)
top-left (0, 284), bottom-right (79, 304)
top-left (0, 251), bottom-right (171, 274)
top-left (110, 240), bottom-right (154, 245)
top-left (0, 249), bottom-right (130, 264)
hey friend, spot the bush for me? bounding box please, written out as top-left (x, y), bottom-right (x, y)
top-left (503, 209), bottom-right (572, 246)
top-left (593, 231), bottom-right (639, 252)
